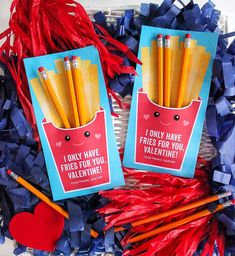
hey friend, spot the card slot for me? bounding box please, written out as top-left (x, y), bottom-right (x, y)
top-left (135, 90), bottom-right (201, 171)
top-left (42, 109), bottom-right (110, 193)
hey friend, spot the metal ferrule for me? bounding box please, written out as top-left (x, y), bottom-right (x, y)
top-left (223, 200), bottom-right (232, 208)
top-left (165, 39), bottom-right (171, 48)
top-left (64, 60), bottom-right (71, 71)
top-left (40, 70), bottom-right (48, 80)
top-left (9, 171), bottom-right (19, 180)
top-left (218, 191), bottom-right (232, 199)
top-left (184, 38), bottom-right (191, 48)
top-left (72, 59), bottom-right (79, 69)
top-left (157, 38), bottom-right (163, 47)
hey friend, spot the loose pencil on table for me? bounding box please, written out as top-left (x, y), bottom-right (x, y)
top-left (7, 169), bottom-right (99, 238)
top-left (127, 197), bottom-right (234, 244)
top-left (112, 191), bottom-right (232, 233)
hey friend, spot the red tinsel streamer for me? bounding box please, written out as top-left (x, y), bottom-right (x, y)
top-left (98, 159), bottom-right (225, 256)
top-left (0, 0), bottom-right (140, 139)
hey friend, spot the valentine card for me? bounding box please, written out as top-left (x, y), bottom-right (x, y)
top-left (24, 46), bottom-right (124, 200)
top-left (123, 26), bottom-right (218, 178)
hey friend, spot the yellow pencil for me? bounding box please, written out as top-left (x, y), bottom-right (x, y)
top-left (71, 56), bottom-right (87, 126)
top-left (38, 67), bottom-right (71, 128)
top-left (7, 169), bottom-right (68, 218)
top-left (113, 191), bottom-right (231, 232)
top-left (7, 169), bottom-right (99, 238)
top-left (157, 34), bottom-right (164, 106)
top-left (164, 35), bottom-right (171, 107)
top-left (64, 57), bottom-right (80, 127)
top-left (127, 200), bottom-right (234, 244)
top-left (177, 34), bottom-right (191, 108)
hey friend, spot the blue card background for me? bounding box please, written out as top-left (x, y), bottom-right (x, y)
top-left (123, 26), bottom-right (218, 178)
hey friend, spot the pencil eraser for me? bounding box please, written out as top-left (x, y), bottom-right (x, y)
top-left (38, 67), bottom-right (44, 72)
top-left (72, 56), bottom-right (77, 60)
top-left (7, 169), bottom-right (12, 176)
top-left (165, 35), bottom-right (171, 39)
top-left (186, 34), bottom-right (191, 39)
top-left (157, 34), bottom-right (163, 39)
top-left (64, 56), bottom-right (70, 61)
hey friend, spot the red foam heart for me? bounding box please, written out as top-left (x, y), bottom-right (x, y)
top-left (9, 202), bottom-right (64, 251)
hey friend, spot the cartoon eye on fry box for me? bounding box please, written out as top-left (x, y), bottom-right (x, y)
top-left (24, 46), bottom-right (125, 200)
top-left (124, 26), bottom-right (218, 178)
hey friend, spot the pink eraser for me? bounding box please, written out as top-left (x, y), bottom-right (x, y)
top-left (72, 56), bottom-right (77, 60)
top-left (64, 56), bottom-right (69, 61)
top-left (165, 35), bottom-right (171, 39)
top-left (186, 34), bottom-right (191, 39)
top-left (38, 67), bottom-right (44, 72)
top-left (157, 34), bottom-right (163, 39)
top-left (7, 169), bottom-right (12, 176)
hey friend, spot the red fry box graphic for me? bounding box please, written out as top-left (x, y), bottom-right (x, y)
top-left (135, 90), bottom-right (201, 171)
top-left (42, 109), bottom-right (110, 192)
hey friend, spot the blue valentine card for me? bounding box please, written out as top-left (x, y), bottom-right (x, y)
top-left (24, 46), bottom-right (124, 200)
top-left (123, 26), bottom-right (218, 178)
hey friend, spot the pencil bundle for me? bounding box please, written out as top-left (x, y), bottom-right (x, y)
top-left (33, 57), bottom-right (100, 128)
top-left (125, 192), bottom-right (233, 244)
top-left (142, 34), bottom-right (211, 108)
top-left (99, 163), bottom-right (233, 256)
